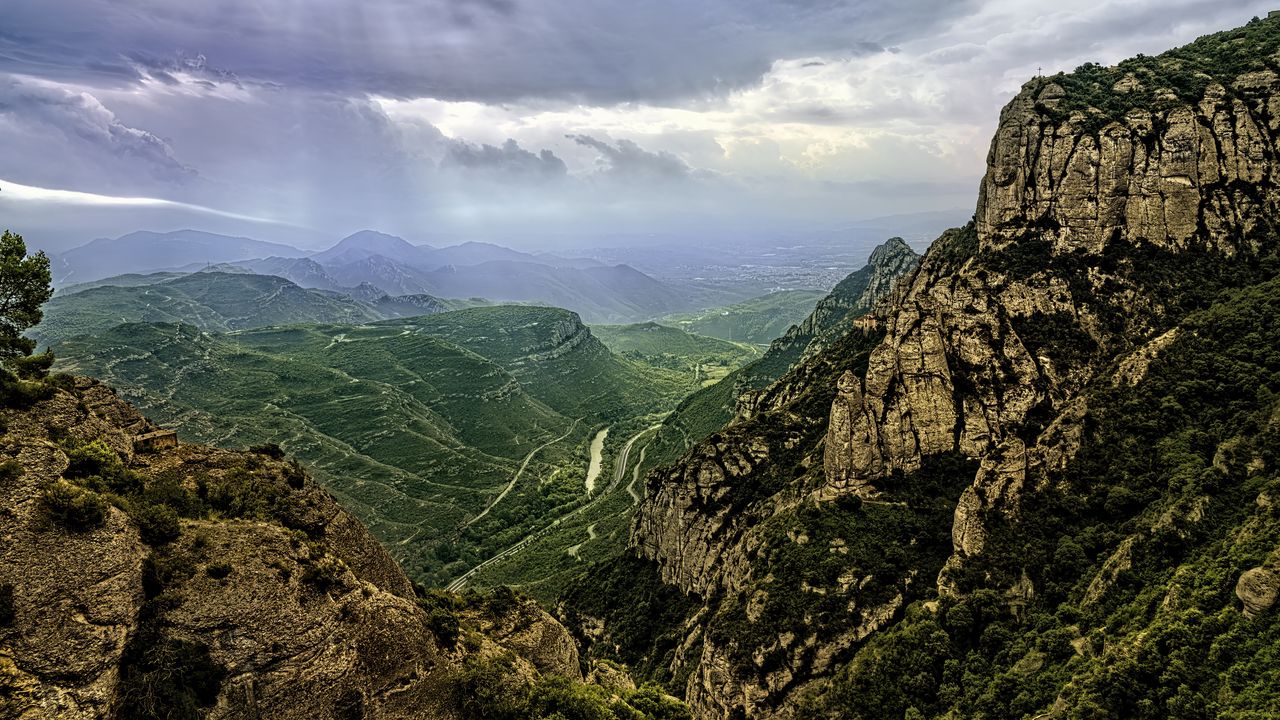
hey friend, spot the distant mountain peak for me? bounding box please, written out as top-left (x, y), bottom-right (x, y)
top-left (311, 230), bottom-right (429, 267)
top-left (869, 236), bottom-right (915, 260)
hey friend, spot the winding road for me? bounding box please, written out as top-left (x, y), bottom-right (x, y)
top-left (445, 422), bottom-right (660, 592)
top-left (462, 418), bottom-right (581, 530)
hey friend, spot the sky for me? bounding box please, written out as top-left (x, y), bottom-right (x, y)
top-left (0, 0), bottom-right (1270, 252)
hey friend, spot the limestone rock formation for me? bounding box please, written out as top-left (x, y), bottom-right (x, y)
top-left (617, 19), bottom-right (1280, 719)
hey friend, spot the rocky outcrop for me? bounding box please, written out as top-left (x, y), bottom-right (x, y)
top-left (822, 60), bottom-right (1280, 584)
top-left (0, 378), bottom-right (589, 719)
top-left (1235, 566), bottom-right (1279, 618)
top-left (773, 237), bottom-right (920, 360)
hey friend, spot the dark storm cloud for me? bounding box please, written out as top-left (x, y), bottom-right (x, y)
top-left (568, 135), bottom-right (691, 180)
top-left (443, 138), bottom-right (569, 178)
top-left (0, 0), bottom-right (978, 103)
top-left (0, 78), bottom-right (195, 182)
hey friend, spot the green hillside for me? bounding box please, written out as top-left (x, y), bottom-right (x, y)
top-left (591, 321), bottom-right (758, 386)
top-left (659, 289), bottom-right (825, 345)
top-left (51, 306), bottom-right (692, 587)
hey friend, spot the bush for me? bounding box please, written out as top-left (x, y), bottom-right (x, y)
top-left (133, 503), bottom-right (181, 545)
top-left (205, 562), bottom-right (232, 580)
top-left (0, 458), bottom-right (22, 484)
top-left (426, 609), bottom-right (460, 647)
top-left (0, 372), bottom-right (55, 409)
top-left (302, 553), bottom-right (345, 589)
top-left (42, 479), bottom-right (109, 529)
top-left (249, 443), bottom-right (286, 460)
top-left (64, 439), bottom-right (121, 479)
top-left (9, 351), bottom-right (53, 380)
top-left (64, 439), bottom-right (141, 494)
top-left (0, 582), bottom-right (14, 626)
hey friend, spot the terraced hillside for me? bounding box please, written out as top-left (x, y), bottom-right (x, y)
top-left (50, 306), bottom-right (692, 587)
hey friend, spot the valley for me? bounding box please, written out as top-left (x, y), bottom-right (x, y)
top-left (8, 10), bottom-right (1280, 720)
top-left (42, 289), bottom-right (775, 590)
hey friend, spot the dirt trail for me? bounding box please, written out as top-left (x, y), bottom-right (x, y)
top-left (463, 418), bottom-right (581, 530)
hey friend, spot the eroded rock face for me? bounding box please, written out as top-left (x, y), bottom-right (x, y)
top-left (0, 378), bottom-right (585, 719)
top-left (822, 68), bottom-right (1280, 586)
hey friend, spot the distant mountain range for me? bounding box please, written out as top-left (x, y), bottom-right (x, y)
top-left (48, 228), bottom-right (687, 322)
top-left (50, 230), bottom-right (301, 286)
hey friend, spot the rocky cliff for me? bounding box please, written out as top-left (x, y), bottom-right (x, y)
top-left (0, 377), bottom-right (679, 719)
top-left (639, 238), bottom-right (920, 476)
top-left (575, 17), bottom-right (1280, 719)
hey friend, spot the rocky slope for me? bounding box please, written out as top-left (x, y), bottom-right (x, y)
top-left (639, 237), bottom-right (920, 474)
top-left (0, 377), bottom-right (682, 719)
top-left (566, 17), bottom-right (1280, 719)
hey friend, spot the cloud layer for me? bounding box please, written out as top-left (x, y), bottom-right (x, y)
top-left (0, 0), bottom-right (1273, 251)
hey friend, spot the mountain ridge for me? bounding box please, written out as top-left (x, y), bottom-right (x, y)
top-left (566, 17), bottom-right (1280, 719)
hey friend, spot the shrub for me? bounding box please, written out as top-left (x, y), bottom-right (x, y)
top-left (0, 458), bottom-right (22, 484)
top-left (0, 583), bottom-right (14, 626)
top-left (9, 352), bottom-right (53, 380)
top-left (426, 608), bottom-right (460, 647)
top-left (205, 562), bottom-right (232, 580)
top-left (42, 479), bottom-right (108, 529)
top-left (0, 372), bottom-right (54, 409)
top-left (64, 439), bottom-right (121, 479)
top-left (302, 553), bottom-right (345, 589)
top-left (133, 503), bottom-right (181, 545)
top-left (249, 442), bottom-right (286, 460)
top-left (455, 654), bottom-right (530, 720)
top-left (64, 439), bottom-right (142, 494)
top-left (203, 467), bottom-right (277, 519)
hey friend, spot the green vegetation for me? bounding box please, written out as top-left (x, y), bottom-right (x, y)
top-left (0, 230), bottom-right (71, 409)
top-left (797, 273), bottom-right (1280, 719)
top-left (591, 322), bottom-right (757, 388)
top-left (453, 652), bottom-right (691, 720)
top-left (1035, 15), bottom-right (1280, 134)
top-left (0, 230), bottom-right (53, 361)
top-left (561, 555), bottom-right (704, 693)
top-left (658, 289), bottom-right (825, 346)
top-left (133, 503), bottom-right (181, 545)
top-left (33, 271), bottom-right (388, 345)
top-left (51, 306), bottom-right (697, 586)
top-left (42, 479), bottom-right (110, 529)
